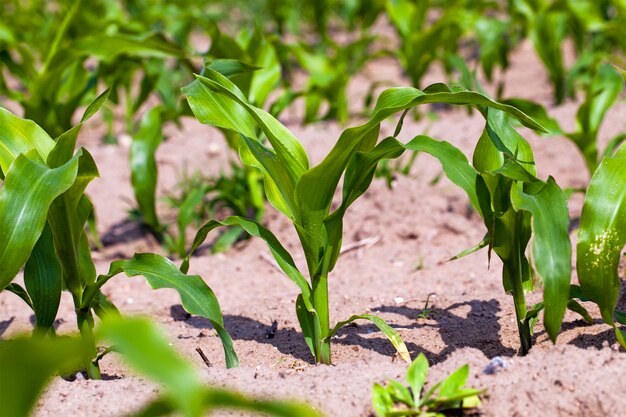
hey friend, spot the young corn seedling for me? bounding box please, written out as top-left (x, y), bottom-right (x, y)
top-left (0, 317), bottom-right (323, 417)
top-left (565, 63), bottom-right (625, 175)
top-left (131, 28), bottom-right (283, 255)
top-left (0, 95), bottom-right (237, 378)
top-left (408, 108), bottom-right (592, 354)
top-left (182, 69), bottom-right (544, 364)
top-left (576, 142), bottom-right (626, 348)
top-left (372, 353), bottom-right (483, 417)
top-left (503, 63), bottom-right (624, 179)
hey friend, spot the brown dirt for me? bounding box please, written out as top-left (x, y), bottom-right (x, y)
top-left (1, 37), bottom-right (626, 417)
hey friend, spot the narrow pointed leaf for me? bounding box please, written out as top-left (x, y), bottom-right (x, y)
top-left (511, 178), bottom-right (571, 341)
top-left (24, 225), bottom-right (62, 334)
top-left (327, 314), bottom-right (410, 363)
top-left (93, 254), bottom-right (239, 368)
top-left (406, 353), bottom-right (429, 402)
top-left (131, 107), bottom-right (163, 231)
top-left (182, 217), bottom-right (314, 311)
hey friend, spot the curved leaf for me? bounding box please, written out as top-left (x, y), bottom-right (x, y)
top-left (0, 152), bottom-right (79, 289)
top-left (89, 254), bottom-right (238, 368)
top-left (295, 86), bottom-right (543, 268)
top-left (0, 107), bottom-right (55, 174)
top-left (404, 135), bottom-right (481, 215)
top-left (327, 314), bottom-right (410, 364)
top-left (511, 178), bottom-right (571, 341)
top-left (181, 217), bottom-right (314, 312)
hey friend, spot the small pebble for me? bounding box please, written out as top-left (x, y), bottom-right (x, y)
top-left (118, 134), bottom-right (132, 147)
top-left (394, 297), bottom-right (405, 304)
top-left (484, 356), bottom-right (507, 374)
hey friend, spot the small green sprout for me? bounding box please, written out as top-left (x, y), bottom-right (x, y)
top-left (416, 293), bottom-right (436, 321)
top-left (372, 353), bottom-right (484, 417)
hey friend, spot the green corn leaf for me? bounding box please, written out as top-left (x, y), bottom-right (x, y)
top-left (181, 217), bottom-right (314, 312)
top-left (510, 178), bottom-right (571, 341)
top-left (502, 98), bottom-right (563, 135)
top-left (4, 283), bottom-right (33, 309)
top-left (567, 299), bottom-right (594, 324)
top-left (205, 59), bottom-right (261, 78)
top-left (73, 33), bottom-right (186, 60)
top-left (184, 74), bottom-right (301, 219)
top-left (406, 353), bottom-right (429, 403)
top-left (295, 87), bottom-right (542, 265)
top-left (431, 388), bottom-right (483, 408)
top-left (239, 135), bottom-right (299, 219)
top-left (603, 133), bottom-right (626, 160)
top-left (0, 336), bottom-right (88, 417)
top-left (176, 185), bottom-right (210, 257)
top-left (130, 389), bottom-right (326, 417)
top-left (327, 314), bottom-right (411, 364)
top-left (186, 70), bottom-right (309, 177)
top-left (131, 107), bottom-right (163, 232)
top-left (183, 77), bottom-right (257, 139)
top-left (577, 143), bottom-right (626, 331)
top-left (404, 135), bottom-right (482, 215)
top-left (323, 135), bottom-right (404, 272)
top-left (577, 64), bottom-right (623, 149)
top-left (0, 152), bottom-right (79, 289)
top-left (46, 146), bottom-right (100, 294)
top-left (80, 86), bottom-right (112, 123)
top-left (296, 294), bottom-right (317, 356)
top-left (24, 224), bottom-right (63, 334)
top-left (98, 317), bottom-right (206, 417)
top-left (0, 107), bottom-right (55, 174)
top-left (484, 109), bottom-right (536, 175)
top-left (248, 39), bottom-right (281, 107)
top-left (448, 234), bottom-right (490, 261)
top-left (88, 254), bottom-right (238, 368)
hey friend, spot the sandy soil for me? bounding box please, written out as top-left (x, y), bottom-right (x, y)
top-left (1, 34), bottom-right (626, 417)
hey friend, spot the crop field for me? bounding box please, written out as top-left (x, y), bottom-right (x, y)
top-left (1, 0), bottom-right (626, 416)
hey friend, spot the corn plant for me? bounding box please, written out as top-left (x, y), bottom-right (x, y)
top-left (0, 99), bottom-right (237, 377)
top-left (576, 142), bottom-right (626, 348)
top-left (182, 69), bottom-right (544, 364)
top-left (128, 27), bottom-right (283, 254)
top-left (287, 36), bottom-right (376, 124)
top-left (372, 353), bottom-right (483, 417)
top-left (406, 107), bottom-right (599, 354)
top-left (385, 0), bottom-right (513, 90)
top-left (0, 317), bottom-right (323, 417)
top-left (565, 63), bottom-right (625, 174)
top-left (505, 63), bottom-right (624, 177)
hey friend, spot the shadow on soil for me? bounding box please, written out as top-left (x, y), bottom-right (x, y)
top-left (100, 218), bottom-right (149, 246)
top-left (171, 298), bottom-right (515, 365)
top-left (0, 317), bottom-right (14, 339)
top-left (369, 298), bottom-right (516, 364)
top-left (171, 305), bottom-right (314, 363)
